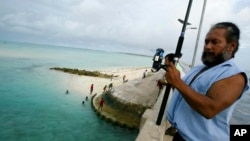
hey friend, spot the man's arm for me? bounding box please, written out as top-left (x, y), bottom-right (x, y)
top-left (166, 62), bottom-right (246, 119)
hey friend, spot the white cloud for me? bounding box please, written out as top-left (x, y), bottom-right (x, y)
top-left (231, 6), bottom-right (250, 42)
top-left (0, 0), bottom-right (249, 55)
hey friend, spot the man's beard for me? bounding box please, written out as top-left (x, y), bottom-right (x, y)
top-left (201, 48), bottom-right (231, 67)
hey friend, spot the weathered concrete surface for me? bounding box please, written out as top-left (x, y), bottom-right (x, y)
top-left (112, 70), bottom-right (165, 107)
top-left (136, 62), bottom-right (189, 141)
top-left (135, 85), bottom-right (173, 141)
top-left (92, 69), bottom-right (175, 140)
top-left (91, 63), bottom-right (189, 140)
top-left (92, 70), bottom-right (166, 129)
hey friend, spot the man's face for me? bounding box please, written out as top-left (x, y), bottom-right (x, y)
top-left (164, 57), bottom-right (171, 66)
top-left (202, 28), bottom-right (234, 67)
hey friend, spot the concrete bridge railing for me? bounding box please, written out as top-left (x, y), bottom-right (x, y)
top-left (135, 86), bottom-right (173, 141)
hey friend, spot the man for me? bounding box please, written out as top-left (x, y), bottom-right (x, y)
top-left (158, 53), bottom-right (177, 136)
top-left (162, 53), bottom-right (182, 136)
top-left (165, 22), bottom-right (249, 141)
top-left (159, 53), bottom-right (184, 86)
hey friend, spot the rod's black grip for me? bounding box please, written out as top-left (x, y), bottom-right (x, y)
top-left (156, 83), bottom-right (172, 125)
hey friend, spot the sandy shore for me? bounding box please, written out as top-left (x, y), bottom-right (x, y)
top-left (65, 67), bottom-right (151, 97)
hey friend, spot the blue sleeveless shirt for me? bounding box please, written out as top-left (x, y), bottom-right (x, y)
top-left (167, 59), bottom-right (249, 141)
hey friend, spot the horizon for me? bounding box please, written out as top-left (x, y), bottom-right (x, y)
top-left (1, 40), bottom-right (250, 75)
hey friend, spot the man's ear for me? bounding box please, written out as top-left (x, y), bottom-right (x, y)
top-left (228, 41), bottom-right (237, 52)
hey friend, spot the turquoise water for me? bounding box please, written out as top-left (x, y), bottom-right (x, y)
top-left (0, 41), bottom-right (153, 141)
top-left (0, 41), bottom-right (249, 141)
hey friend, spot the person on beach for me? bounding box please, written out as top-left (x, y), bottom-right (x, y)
top-left (110, 74), bottom-right (113, 81)
top-left (123, 75), bottom-right (127, 83)
top-left (65, 90), bottom-right (69, 94)
top-left (90, 84), bottom-right (94, 95)
top-left (142, 69), bottom-right (147, 78)
top-left (108, 83), bottom-right (113, 90)
top-left (165, 22), bottom-right (249, 141)
top-left (99, 97), bottom-right (105, 111)
top-left (103, 85), bottom-right (107, 93)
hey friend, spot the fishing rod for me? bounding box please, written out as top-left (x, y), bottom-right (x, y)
top-left (155, 0), bottom-right (193, 125)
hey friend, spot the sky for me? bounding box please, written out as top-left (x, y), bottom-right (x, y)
top-left (0, 0), bottom-right (250, 66)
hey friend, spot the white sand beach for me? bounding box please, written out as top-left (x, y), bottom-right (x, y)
top-left (65, 67), bottom-right (152, 97)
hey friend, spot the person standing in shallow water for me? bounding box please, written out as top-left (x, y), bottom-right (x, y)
top-left (166, 22), bottom-right (249, 141)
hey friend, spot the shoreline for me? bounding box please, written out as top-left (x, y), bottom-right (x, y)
top-left (64, 66), bottom-right (152, 97)
top-left (54, 66), bottom-right (158, 130)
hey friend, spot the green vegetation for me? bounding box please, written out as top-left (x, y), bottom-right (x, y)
top-left (50, 67), bottom-right (111, 78)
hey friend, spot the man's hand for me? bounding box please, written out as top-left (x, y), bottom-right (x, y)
top-left (165, 62), bottom-right (181, 88)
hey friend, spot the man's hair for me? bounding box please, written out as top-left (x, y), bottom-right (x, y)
top-left (165, 53), bottom-right (175, 62)
top-left (211, 22), bottom-right (240, 57)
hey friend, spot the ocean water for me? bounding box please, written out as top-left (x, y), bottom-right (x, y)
top-left (0, 41), bottom-right (153, 141)
top-left (0, 41), bottom-right (249, 141)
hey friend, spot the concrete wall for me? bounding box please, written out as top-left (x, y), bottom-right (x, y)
top-left (135, 86), bottom-right (172, 141)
